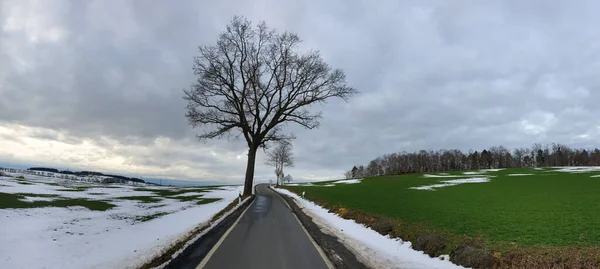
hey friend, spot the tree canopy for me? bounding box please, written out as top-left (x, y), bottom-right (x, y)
top-left (184, 16), bottom-right (357, 195)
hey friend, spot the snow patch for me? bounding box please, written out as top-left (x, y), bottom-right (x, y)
top-left (304, 178), bottom-right (363, 187)
top-left (591, 175), bottom-right (600, 178)
top-left (553, 167), bottom-right (600, 173)
top-left (335, 178), bottom-right (362, 184)
top-left (410, 178), bottom-right (491, 191)
top-left (507, 174), bottom-right (533, 176)
top-left (273, 188), bottom-right (465, 269)
top-left (422, 174), bottom-right (488, 178)
top-left (479, 168), bottom-right (504, 172)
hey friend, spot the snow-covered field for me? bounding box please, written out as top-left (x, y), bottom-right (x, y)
top-left (273, 188), bottom-right (465, 269)
top-left (0, 172), bottom-right (242, 269)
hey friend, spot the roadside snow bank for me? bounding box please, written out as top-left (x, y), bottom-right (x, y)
top-left (274, 188), bottom-right (465, 269)
top-left (410, 178), bottom-right (490, 191)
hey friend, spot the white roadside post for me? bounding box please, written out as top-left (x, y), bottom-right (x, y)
top-left (302, 191), bottom-right (305, 198)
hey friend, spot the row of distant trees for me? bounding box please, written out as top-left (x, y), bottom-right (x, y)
top-left (28, 167), bottom-right (145, 183)
top-left (345, 143), bottom-right (600, 178)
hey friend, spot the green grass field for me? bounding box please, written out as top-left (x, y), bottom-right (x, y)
top-left (286, 167), bottom-right (600, 251)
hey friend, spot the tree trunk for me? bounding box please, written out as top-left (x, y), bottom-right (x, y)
top-left (243, 146), bottom-right (258, 196)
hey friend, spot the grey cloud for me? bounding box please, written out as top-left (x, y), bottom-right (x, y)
top-left (2, 0), bottom-right (600, 182)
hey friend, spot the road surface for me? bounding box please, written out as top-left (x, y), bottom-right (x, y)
top-left (196, 183), bottom-right (331, 269)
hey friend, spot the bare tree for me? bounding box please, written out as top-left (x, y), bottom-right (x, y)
top-left (183, 16), bottom-right (357, 195)
top-left (265, 141), bottom-right (294, 185)
top-left (284, 174), bottom-right (293, 184)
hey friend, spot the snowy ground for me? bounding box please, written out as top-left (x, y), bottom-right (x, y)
top-left (0, 172), bottom-right (242, 269)
top-left (422, 174), bottom-right (488, 178)
top-left (285, 178), bottom-right (363, 187)
top-left (274, 188), bottom-right (465, 269)
top-left (409, 178), bottom-right (490, 191)
top-left (552, 166), bottom-right (600, 173)
top-left (414, 167), bottom-right (600, 190)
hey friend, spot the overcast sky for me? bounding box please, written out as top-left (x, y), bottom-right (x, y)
top-left (1, 0), bottom-right (600, 183)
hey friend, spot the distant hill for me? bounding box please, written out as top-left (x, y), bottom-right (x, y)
top-left (28, 167), bottom-right (145, 184)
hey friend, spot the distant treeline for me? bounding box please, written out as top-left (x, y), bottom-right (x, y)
top-left (346, 143), bottom-right (600, 178)
top-left (28, 167), bottom-right (145, 183)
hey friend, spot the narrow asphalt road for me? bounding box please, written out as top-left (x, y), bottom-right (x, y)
top-left (199, 183), bottom-right (330, 269)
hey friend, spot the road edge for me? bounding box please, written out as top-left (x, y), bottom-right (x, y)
top-left (195, 197), bottom-right (255, 268)
top-left (269, 185), bottom-right (336, 269)
top-left (269, 185), bottom-right (369, 269)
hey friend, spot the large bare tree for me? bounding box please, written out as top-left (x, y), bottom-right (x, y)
top-left (265, 141), bottom-right (294, 185)
top-left (184, 16), bottom-right (358, 195)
